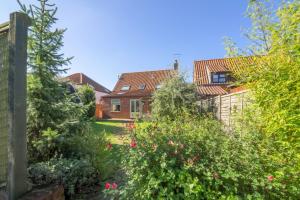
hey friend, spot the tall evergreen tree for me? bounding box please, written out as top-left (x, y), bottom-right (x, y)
top-left (18, 0), bottom-right (84, 161)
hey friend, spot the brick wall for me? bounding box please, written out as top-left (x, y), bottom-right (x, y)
top-left (101, 97), bottom-right (151, 119)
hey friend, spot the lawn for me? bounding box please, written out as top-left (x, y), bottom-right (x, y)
top-left (80, 120), bottom-right (130, 199)
top-left (91, 120), bottom-right (130, 144)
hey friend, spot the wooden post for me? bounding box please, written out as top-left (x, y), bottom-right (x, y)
top-left (7, 12), bottom-right (30, 200)
top-left (218, 95), bottom-right (221, 120)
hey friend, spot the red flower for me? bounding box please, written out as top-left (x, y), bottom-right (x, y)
top-left (130, 140), bottom-right (137, 148)
top-left (105, 183), bottom-right (111, 189)
top-left (268, 175), bottom-right (274, 182)
top-left (126, 122), bottom-right (136, 131)
top-left (107, 143), bottom-right (112, 150)
top-left (112, 182), bottom-right (118, 189)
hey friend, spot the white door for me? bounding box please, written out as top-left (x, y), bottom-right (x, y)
top-left (130, 99), bottom-right (141, 118)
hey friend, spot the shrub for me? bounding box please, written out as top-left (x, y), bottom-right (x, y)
top-left (28, 158), bottom-right (99, 198)
top-left (77, 85), bottom-right (96, 119)
top-left (119, 115), bottom-right (294, 199)
top-left (225, 1), bottom-right (300, 196)
top-left (62, 124), bottom-right (116, 179)
top-left (151, 75), bottom-right (198, 120)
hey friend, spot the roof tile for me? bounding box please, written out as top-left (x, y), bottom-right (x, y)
top-left (105, 69), bottom-right (177, 97)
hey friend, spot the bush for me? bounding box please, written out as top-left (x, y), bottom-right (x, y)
top-left (118, 115), bottom-right (294, 199)
top-left (62, 124), bottom-right (115, 179)
top-left (28, 158), bottom-right (100, 198)
top-left (151, 75), bottom-right (198, 120)
top-left (77, 85), bottom-right (96, 119)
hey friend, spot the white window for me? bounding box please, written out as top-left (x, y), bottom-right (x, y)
top-left (139, 84), bottom-right (146, 90)
top-left (111, 99), bottom-right (121, 112)
top-left (121, 85), bottom-right (130, 91)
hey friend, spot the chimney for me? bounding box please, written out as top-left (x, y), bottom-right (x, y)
top-left (173, 59), bottom-right (179, 70)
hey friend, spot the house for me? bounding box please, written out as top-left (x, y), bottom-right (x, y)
top-left (101, 63), bottom-right (178, 119)
top-left (193, 56), bottom-right (256, 98)
top-left (65, 73), bottom-right (111, 103)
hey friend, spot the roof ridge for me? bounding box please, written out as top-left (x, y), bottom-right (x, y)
top-left (194, 55), bottom-right (255, 63)
top-left (121, 69), bottom-right (175, 75)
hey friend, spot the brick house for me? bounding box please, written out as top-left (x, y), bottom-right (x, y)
top-left (193, 56), bottom-right (255, 98)
top-left (101, 66), bottom-right (178, 119)
top-left (65, 73), bottom-right (111, 103)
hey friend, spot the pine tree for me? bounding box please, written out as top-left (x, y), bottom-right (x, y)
top-left (18, 0), bottom-right (84, 161)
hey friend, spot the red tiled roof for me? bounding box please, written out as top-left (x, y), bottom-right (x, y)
top-left (103, 90), bottom-right (153, 98)
top-left (104, 69), bottom-right (177, 98)
top-left (65, 73), bottom-right (111, 93)
top-left (194, 56), bottom-right (256, 85)
top-left (196, 85), bottom-right (228, 96)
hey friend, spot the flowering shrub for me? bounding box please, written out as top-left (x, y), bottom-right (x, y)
top-left (119, 115), bottom-right (295, 199)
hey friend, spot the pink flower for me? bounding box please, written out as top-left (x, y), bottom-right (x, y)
top-left (130, 140), bottom-right (137, 148)
top-left (105, 183), bottom-right (111, 189)
top-left (268, 175), bottom-right (274, 182)
top-left (107, 143), bottom-right (112, 150)
top-left (179, 143), bottom-right (185, 149)
top-left (126, 122), bottom-right (136, 131)
top-left (112, 182), bottom-right (118, 189)
top-left (152, 144), bottom-right (158, 151)
top-left (213, 172), bottom-right (220, 179)
top-left (168, 140), bottom-right (175, 146)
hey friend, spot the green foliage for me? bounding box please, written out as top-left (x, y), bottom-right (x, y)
top-left (151, 75), bottom-right (198, 120)
top-left (62, 123), bottom-right (117, 179)
top-left (28, 158), bottom-right (99, 198)
top-left (224, 0), bottom-right (300, 197)
top-left (119, 116), bottom-right (297, 199)
top-left (18, 0), bottom-right (89, 162)
top-left (77, 85), bottom-right (96, 118)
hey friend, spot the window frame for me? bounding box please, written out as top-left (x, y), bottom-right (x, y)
top-left (212, 73), bottom-right (227, 83)
top-left (111, 99), bottom-right (121, 112)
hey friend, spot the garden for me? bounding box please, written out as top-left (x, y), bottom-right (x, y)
top-left (16, 0), bottom-right (300, 199)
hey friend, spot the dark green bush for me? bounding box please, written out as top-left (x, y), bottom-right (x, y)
top-left (28, 158), bottom-right (99, 198)
top-left (77, 85), bottom-right (96, 119)
top-left (119, 115), bottom-right (293, 199)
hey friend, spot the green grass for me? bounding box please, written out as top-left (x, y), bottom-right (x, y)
top-left (91, 121), bottom-right (130, 144)
top-left (85, 120), bottom-right (129, 199)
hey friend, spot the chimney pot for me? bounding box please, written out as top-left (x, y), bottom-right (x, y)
top-left (173, 59), bottom-right (179, 70)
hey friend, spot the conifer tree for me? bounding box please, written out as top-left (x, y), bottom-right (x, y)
top-left (18, 0), bottom-right (84, 161)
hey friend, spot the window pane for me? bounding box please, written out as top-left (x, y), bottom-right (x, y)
top-left (111, 99), bottom-right (120, 104)
top-left (131, 101), bottom-right (135, 112)
top-left (136, 101), bottom-right (140, 112)
top-left (213, 74), bottom-right (219, 83)
top-left (121, 85), bottom-right (130, 91)
top-left (111, 99), bottom-right (121, 111)
top-left (219, 77), bottom-right (226, 83)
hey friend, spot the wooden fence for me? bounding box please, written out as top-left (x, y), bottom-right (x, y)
top-left (198, 90), bottom-right (252, 128)
top-left (0, 12), bottom-right (30, 200)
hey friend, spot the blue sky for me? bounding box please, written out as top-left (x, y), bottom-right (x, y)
top-left (1, 0), bottom-right (251, 90)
